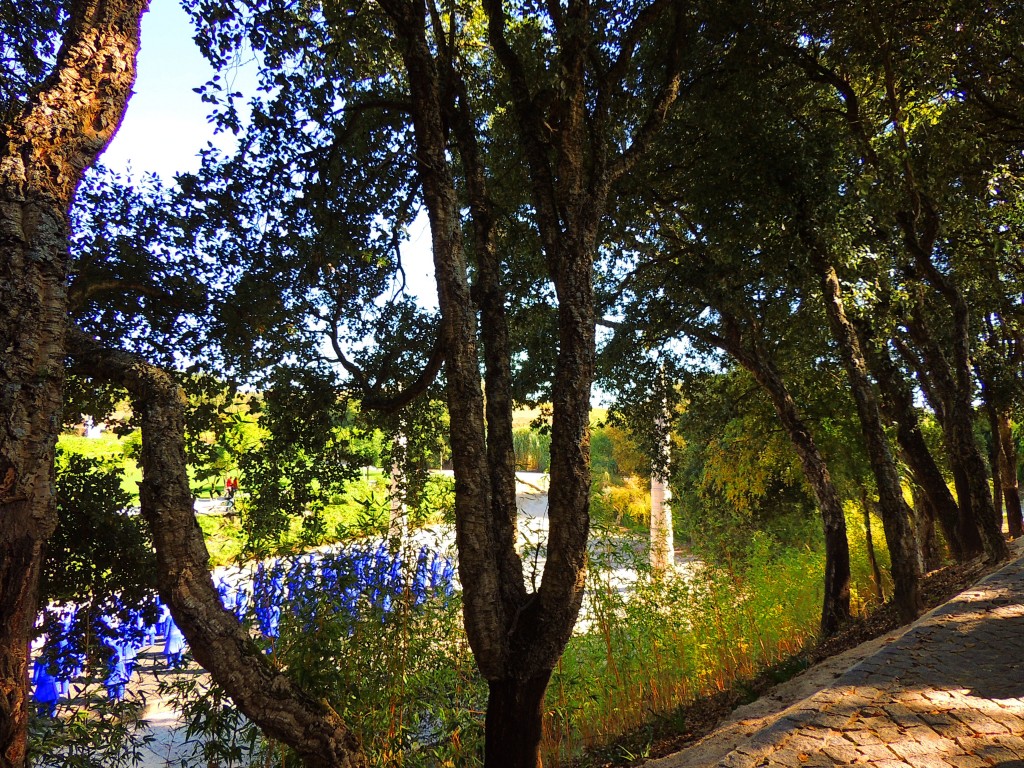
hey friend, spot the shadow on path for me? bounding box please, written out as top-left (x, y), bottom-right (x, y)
top-left (649, 547), bottom-right (1024, 768)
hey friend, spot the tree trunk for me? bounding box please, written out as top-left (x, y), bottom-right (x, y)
top-left (649, 472), bottom-right (674, 573)
top-left (905, 292), bottom-right (1007, 562)
top-left (388, 430), bottom-right (408, 545)
top-left (859, 489), bottom-right (885, 603)
top-left (998, 413), bottom-right (1024, 538)
top-left (0, 3), bottom-right (147, 765)
top-left (817, 261), bottom-right (921, 622)
top-left (650, 387), bottom-right (674, 573)
top-left (985, 403), bottom-right (1005, 533)
top-left (380, 0), bottom-right (686, 760)
top-left (865, 331), bottom-right (967, 561)
top-left (910, 486), bottom-right (942, 572)
top-left (0, 198), bottom-right (64, 766)
top-left (714, 320), bottom-right (851, 637)
top-left (484, 672), bottom-right (552, 768)
top-left (70, 334), bottom-right (367, 768)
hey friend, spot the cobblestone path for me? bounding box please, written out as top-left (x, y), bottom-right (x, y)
top-left (668, 554), bottom-right (1024, 768)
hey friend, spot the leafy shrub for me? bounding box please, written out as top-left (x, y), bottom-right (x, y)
top-left (590, 476), bottom-right (651, 528)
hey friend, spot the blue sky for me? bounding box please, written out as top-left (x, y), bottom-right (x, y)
top-left (102, 0), bottom-right (222, 179)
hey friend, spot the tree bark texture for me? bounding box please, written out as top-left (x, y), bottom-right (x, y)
top-left (865, 332), bottom-right (967, 561)
top-left (0, 2), bottom-right (146, 764)
top-left (70, 334), bottom-right (367, 768)
top-left (378, 0), bottom-right (510, 683)
top-left (484, 672), bottom-right (552, 768)
top-left (998, 412), bottom-right (1024, 538)
top-left (715, 320), bottom-right (851, 637)
top-left (374, 1), bottom-right (686, 761)
top-left (905, 293), bottom-right (1007, 562)
top-left (817, 262), bottom-right (921, 622)
top-left (910, 486), bottom-right (941, 573)
top-left (440, 34), bottom-right (529, 623)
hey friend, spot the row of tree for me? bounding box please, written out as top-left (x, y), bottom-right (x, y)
top-left (2, 0), bottom-right (1022, 766)
top-left (601, 0), bottom-right (1023, 632)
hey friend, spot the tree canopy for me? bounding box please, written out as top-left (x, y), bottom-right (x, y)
top-left (2, 0), bottom-right (1023, 766)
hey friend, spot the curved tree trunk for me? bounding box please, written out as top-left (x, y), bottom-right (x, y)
top-left (0, 3), bottom-right (146, 765)
top-left (713, 319), bottom-right (851, 637)
top-left (865, 331), bottom-right (967, 561)
top-left (817, 261), bottom-right (921, 622)
top-left (70, 333), bottom-right (367, 768)
top-left (749, 361), bottom-right (851, 636)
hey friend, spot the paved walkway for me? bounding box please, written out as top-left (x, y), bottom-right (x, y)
top-left (652, 551), bottom-right (1024, 768)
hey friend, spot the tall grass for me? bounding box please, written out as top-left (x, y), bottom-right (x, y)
top-left (41, 453), bottom-right (900, 767)
top-left (544, 532), bottom-right (823, 763)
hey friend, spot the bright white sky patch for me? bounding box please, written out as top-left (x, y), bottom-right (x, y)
top-left (102, 0), bottom-right (224, 179)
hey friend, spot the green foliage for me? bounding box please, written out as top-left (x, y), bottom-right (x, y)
top-left (55, 433), bottom-right (142, 499)
top-left (589, 477), bottom-right (650, 531)
top-left (589, 427), bottom-right (618, 483)
top-left (409, 473), bottom-right (456, 528)
top-left (70, 166), bottom-right (210, 367)
top-left (159, 675), bottom-right (264, 768)
top-left (182, 377), bottom-right (267, 497)
top-left (42, 450), bottom-right (156, 611)
top-left (164, 548), bottom-right (485, 768)
top-left (238, 367), bottom-right (366, 555)
top-left (27, 694), bottom-right (154, 768)
top-left (845, 502), bottom-right (894, 613)
top-left (513, 428), bottom-right (550, 472)
top-left (670, 370), bottom-right (819, 562)
top-left (513, 421), bottom-right (643, 482)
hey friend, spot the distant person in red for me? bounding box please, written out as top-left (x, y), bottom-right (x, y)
top-left (225, 476), bottom-right (238, 500)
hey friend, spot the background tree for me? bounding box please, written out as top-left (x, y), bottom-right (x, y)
top-left (769, 0), bottom-right (1013, 562)
top-left (599, 44), bottom-right (861, 633)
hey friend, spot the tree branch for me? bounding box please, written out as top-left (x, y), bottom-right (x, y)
top-left (66, 327), bottom-right (367, 768)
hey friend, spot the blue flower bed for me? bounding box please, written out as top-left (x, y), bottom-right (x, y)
top-left (32, 544), bottom-right (456, 712)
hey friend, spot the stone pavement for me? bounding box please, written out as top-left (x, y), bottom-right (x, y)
top-left (655, 552), bottom-right (1024, 768)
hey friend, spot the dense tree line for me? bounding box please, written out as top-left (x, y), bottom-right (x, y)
top-left (2, 0), bottom-right (1022, 766)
